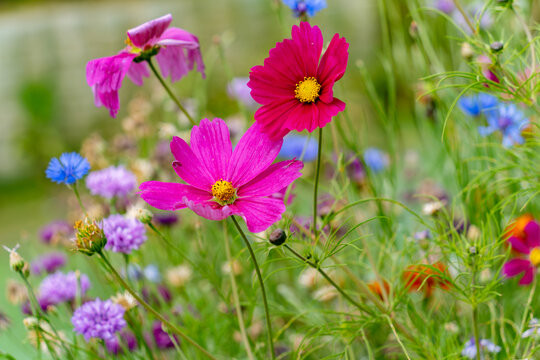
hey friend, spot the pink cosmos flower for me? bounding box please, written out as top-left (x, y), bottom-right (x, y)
top-left (139, 118), bottom-right (303, 233)
top-left (248, 21), bottom-right (349, 140)
top-left (502, 220), bottom-right (540, 285)
top-left (86, 14), bottom-right (204, 117)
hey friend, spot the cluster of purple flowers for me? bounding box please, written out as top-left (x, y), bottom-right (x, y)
top-left (102, 214), bottom-right (147, 254)
top-left (86, 165), bottom-right (137, 199)
top-left (31, 252), bottom-right (67, 275)
top-left (39, 271), bottom-right (90, 305)
top-left (72, 298), bottom-right (126, 341)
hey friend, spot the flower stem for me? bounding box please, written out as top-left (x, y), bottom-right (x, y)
top-left (452, 0), bottom-right (475, 35)
top-left (146, 58), bottom-right (197, 126)
top-left (283, 244), bottom-right (374, 316)
top-left (223, 222), bottom-right (255, 360)
top-left (312, 127), bottom-right (323, 242)
top-left (230, 216), bottom-right (275, 360)
top-left (71, 182), bottom-right (87, 216)
top-left (97, 252), bottom-right (216, 360)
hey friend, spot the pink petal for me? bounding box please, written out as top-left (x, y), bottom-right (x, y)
top-left (139, 181), bottom-right (211, 210)
top-left (156, 27), bottom-right (205, 81)
top-left (519, 267), bottom-right (535, 285)
top-left (126, 61), bottom-right (150, 86)
top-left (317, 98), bottom-right (346, 128)
top-left (248, 66), bottom-right (294, 105)
top-left (227, 121), bottom-right (283, 187)
top-left (524, 221), bottom-right (540, 249)
top-left (254, 99), bottom-right (302, 140)
top-left (291, 22), bottom-right (323, 77)
top-left (508, 236), bottom-right (531, 254)
top-left (127, 14), bottom-right (172, 48)
top-left (189, 118), bottom-right (232, 182)
top-left (230, 197), bottom-right (286, 233)
top-left (92, 85), bottom-right (120, 118)
top-left (317, 33), bottom-right (349, 89)
top-left (238, 160), bottom-right (303, 198)
top-left (185, 200), bottom-right (232, 221)
top-left (170, 136), bottom-right (214, 190)
top-left (502, 258), bottom-right (531, 277)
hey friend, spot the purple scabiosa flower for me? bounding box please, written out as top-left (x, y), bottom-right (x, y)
top-left (105, 331), bottom-right (137, 355)
top-left (87, 14), bottom-right (205, 117)
top-left (22, 298), bottom-right (52, 315)
top-left (45, 152), bottom-right (90, 185)
top-left (479, 103), bottom-right (529, 147)
top-left (363, 148), bottom-right (389, 173)
top-left (31, 252), bottom-right (67, 275)
top-left (72, 298), bottom-right (126, 341)
top-left (283, 0), bottom-right (327, 17)
top-left (461, 337), bottom-right (501, 359)
top-left (153, 212), bottom-right (179, 227)
top-left (432, 0), bottom-right (454, 14)
top-left (86, 165), bottom-right (137, 199)
top-left (152, 321), bottom-right (179, 349)
top-left (40, 220), bottom-right (73, 244)
top-left (227, 77), bottom-right (258, 110)
top-left (458, 93), bottom-right (498, 117)
top-left (39, 272), bottom-right (90, 305)
top-left (102, 214), bottom-right (147, 254)
top-left (278, 134), bottom-right (318, 162)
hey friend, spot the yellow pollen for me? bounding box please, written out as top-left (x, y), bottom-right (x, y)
top-left (125, 36), bottom-right (141, 53)
top-left (211, 180), bottom-right (237, 205)
top-left (295, 77), bottom-right (321, 103)
top-left (530, 248), bottom-right (540, 267)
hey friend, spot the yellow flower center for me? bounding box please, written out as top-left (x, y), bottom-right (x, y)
top-left (211, 180), bottom-right (237, 205)
top-left (125, 36), bottom-right (142, 54)
top-left (295, 77), bottom-right (321, 103)
top-left (530, 248), bottom-right (540, 267)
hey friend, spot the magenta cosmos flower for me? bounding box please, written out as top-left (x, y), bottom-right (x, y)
top-left (139, 118), bottom-right (303, 232)
top-left (248, 21), bottom-right (349, 140)
top-left (502, 220), bottom-right (540, 285)
top-left (87, 14), bottom-right (204, 117)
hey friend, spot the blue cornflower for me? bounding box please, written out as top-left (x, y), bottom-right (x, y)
top-left (363, 148), bottom-right (389, 173)
top-left (478, 103), bottom-right (529, 147)
top-left (461, 337), bottom-right (501, 359)
top-left (45, 152), bottom-right (90, 185)
top-left (458, 93), bottom-right (498, 117)
top-left (278, 134), bottom-right (318, 162)
top-left (282, 0), bottom-right (327, 17)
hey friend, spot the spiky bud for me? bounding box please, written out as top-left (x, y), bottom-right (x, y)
top-left (136, 208), bottom-right (153, 224)
top-left (74, 218), bottom-right (107, 256)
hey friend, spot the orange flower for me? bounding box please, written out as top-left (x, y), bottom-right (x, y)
top-left (367, 280), bottom-right (390, 300)
top-left (504, 214), bottom-right (534, 241)
top-left (403, 262), bottom-right (451, 297)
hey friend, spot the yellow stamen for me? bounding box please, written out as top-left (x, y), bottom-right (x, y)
top-left (125, 36), bottom-right (142, 54)
top-left (530, 248), bottom-right (540, 267)
top-left (295, 77), bottom-right (321, 103)
top-left (211, 180), bottom-right (237, 205)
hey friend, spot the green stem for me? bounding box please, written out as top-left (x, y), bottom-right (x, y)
top-left (97, 252), bottom-right (216, 360)
top-left (223, 223), bottom-right (255, 360)
top-left (71, 182), bottom-right (87, 216)
top-left (230, 216), bottom-right (275, 360)
top-left (471, 258), bottom-right (481, 360)
top-left (513, 276), bottom-right (537, 357)
top-left (147, 223), bottom-right (195, 267)
top-left (452, 0), bottom-right (475, 35)
top-left (146, 58), bottom-right (196, 126)
top-left (283, 244), bottom-right (374, 316)
top-left (312, 128), bottom-right (323, 242)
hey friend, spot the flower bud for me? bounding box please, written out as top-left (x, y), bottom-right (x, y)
top-left (461, 42), bottom-right (474, 60)
top-left (269, 229), bottom-right (287, 246)
top-left (4, 245), bottom-right (27, 274)
top-left (136, 208), bottom-right (153, 224)
top-left (409, 21), bottom-right (418, 38)
top-left (490, 41), bottom-right (504, 53)
top-left (74, 218), bottom-right (107, 256)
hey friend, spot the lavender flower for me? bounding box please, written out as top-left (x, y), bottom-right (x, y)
top-left (144, 265), bottom-right (162, 283)
top-left (86, 166), bottom-right (137, 199)
top-left (227, 77), bottom-right (258, 110)
top-left (31, 252), bottom-right (67, 275)
top-left (72, 298), bottom-right (126, 341)
top-left (39, 271), bottom-right (90, 305)
top-left (461, 337), bottom-right (501, 359)
top-left (479, 103), bottom-right (529, 147)
top-left (102, 214), bottom-right (147, 254)
top-left (345, 153), bottom-right (366, 184)
top-left (40, 221), bottom-right (72, 244)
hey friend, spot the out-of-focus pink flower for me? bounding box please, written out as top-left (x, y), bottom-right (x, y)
top-left (503, 220), bottom-right (540, 285)
top-left (86, 14), bottom-right (204, 117)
